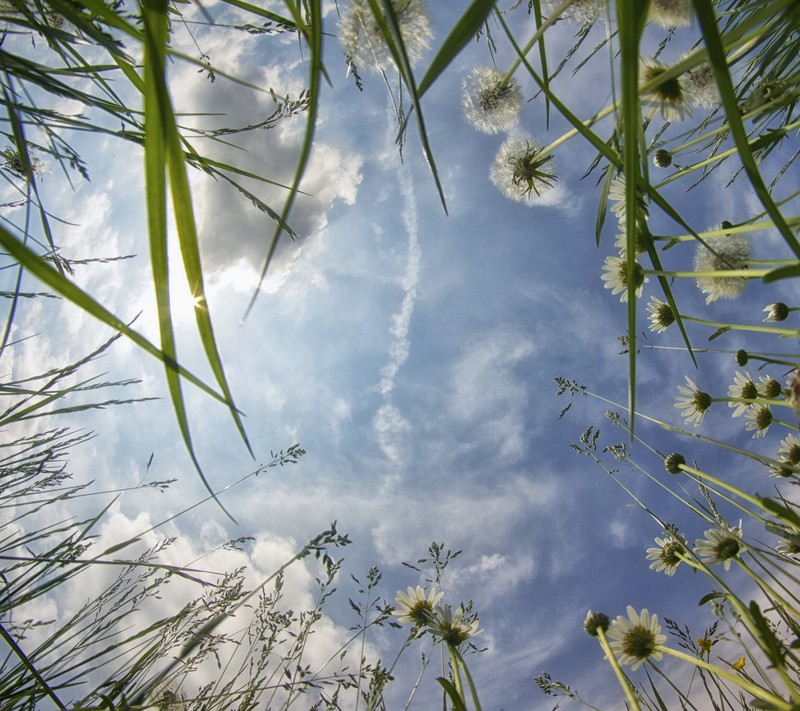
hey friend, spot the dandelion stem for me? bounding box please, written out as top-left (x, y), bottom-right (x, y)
top-left (659, 646), bottom-right (793, 710)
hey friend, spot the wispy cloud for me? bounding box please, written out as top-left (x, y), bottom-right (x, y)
top-left (372, 106), bottom-right (421, 466)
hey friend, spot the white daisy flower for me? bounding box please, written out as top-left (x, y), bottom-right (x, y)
top-left (763, 302), bottom-right (789, 322)
top-left (727, 371), bottom-right (758, 418)
top-left (674, 375), bottom-right (712, 426)
top-left (745, 404), bottom-right (773, 438)
top-left (429, 604), bottom-right (480, 646)
top-left (640, 57), bottom-right (693, 122)
top-left (393, 586), bottom-right (444, 625)
top-left (647, 296), bottom-right (675, 333)
top-left (601, 255), bottom-right (647, 302)
top-left (646, 534), bottom-right (687, 576)
top-left (606, 606), bottom-right (667, 671)
top-left (771, 433), bottom-right (800, 477)
top-left (694, 523), bottom-right (745, 571)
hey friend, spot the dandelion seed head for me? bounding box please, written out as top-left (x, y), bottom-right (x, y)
top-left (648, 0), bottom-right (693, 28)
top-left (339, 0), bottom-right (432, 73)
top-left (490, 135), bottom-right (557, 205)
top-left (694, 231), bottom-right (750, 304)
top-left (546, 0), bottom-right (605, 23)
top-left (684, 61), bottom-right (719, 108)
top-left (462, 67), bottom-right (522, 134)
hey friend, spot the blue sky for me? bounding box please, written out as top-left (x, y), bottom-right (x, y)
top-left (3, 1), bottom-right (800, 708)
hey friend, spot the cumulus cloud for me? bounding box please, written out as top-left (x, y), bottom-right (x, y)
top-left (10, 504), bottom-right (368, 707)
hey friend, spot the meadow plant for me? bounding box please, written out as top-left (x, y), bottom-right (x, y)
top-left (1, 0), bottom-right (800, 708)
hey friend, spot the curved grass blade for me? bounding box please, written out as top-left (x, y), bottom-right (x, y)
top-left (692, 0), bottom-right (800, 259)
top-left (142, 0), bottom-right (238, 521)
top-left (416, 0), bottom-right (497, 98)
top-left (243, 0), bottom-right (322, 319)
top-left (370, 0), bottom-right (447, 214)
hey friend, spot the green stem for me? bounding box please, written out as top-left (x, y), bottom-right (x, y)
top-left (677, 314), bottom-right (800, 338)
top-left (450, 645), bottom-right (483, 711)
top-left (595, 628), bottom-right (641, 711)
top-left (659, 646), bottom-right (792, 710)
top-left (447, 644), bottom-right (465, 704)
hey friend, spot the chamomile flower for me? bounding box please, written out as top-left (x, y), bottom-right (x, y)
top-left (583, 611), bottom-right (610, 637)
top-left (694, 231), bottom-right (750, 304)
top-left (777, 531), bottom-right (800, 556)
top-left (339, 0), bottom-right (432, 73)
top-left (646, 533), bottom-right (688, 576)
top-left (674, 376), bottom-right (712, 426)
top-left (647, 296), bottom-right (675, 333)
top-left (648, 0), bottom-right (693, 27)
top-left (461, 67), bottom-right (522, 134)
top-left (745, 404), bottom-right (773, 438)
top-left (640, 57), bottom-right (693, 122)
top-left (601, 256), bottom-right (647, 302)
top-left (758, 375), bottom-right (782, 399)
top-left (614, 223), bottom-right (647, 257)
top-left (653, 149), bottom-right (672, 168)
top-left (727, 371), bottom-right (758, 418)
top-left (608, 175), bottom-right (649, 225)
top-left (694, 522), bottom-right (745, 571)
top-left (393, 586), bottom-right (444, 625)
top-left (606, 606), bottom-right (667, 671)
top-left (763, 302), bottom-right (789, 322)
top-left (490, 135), bottom-right (557, 204)
top-left (429, 604), bottom-right (480, 646)
top-left (787, 370), bottom-right (800, 418)
top-left (772, 433), bottom-right (800, 477)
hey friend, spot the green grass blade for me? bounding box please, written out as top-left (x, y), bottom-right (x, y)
top-left (0, 229), bottom-right (233, 405)
top-left (243, 0), bottom-right (322, 319)
top-left (142, 0), bottom-right (238, 521)
top-left (416, 0), bottom-right (496, 98)
top-left (371, 0), bottom-right (448, 214)
top-left (615, 0), bottom-right (648, 439)
top-left (692, 0), bottom-right (800, 259)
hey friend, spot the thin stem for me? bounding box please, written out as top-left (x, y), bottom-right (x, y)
top-left (659, 646), bottom-right (792, 710)
top-left (595, 628), bottom-right (641, 711)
